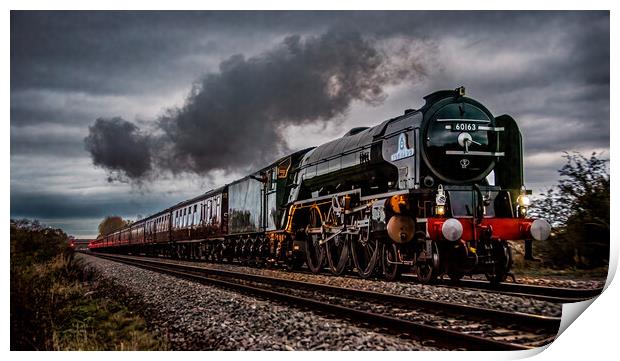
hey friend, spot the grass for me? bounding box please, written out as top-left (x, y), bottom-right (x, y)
top-left (10, 220), bottom-right (169, 350)
top-left (508, 240), bottom-right (608, 282)
top-left (51, 293), bottom-right (167, 351)
top-left (512, 262), bottom-right (609, 280)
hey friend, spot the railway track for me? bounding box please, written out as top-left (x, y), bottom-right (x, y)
top-left (86, 252), bottom-right (560, 351)
top-left (265, 265), bottom-right (599, 304)
top-left (284, 265), bottom-right (600, 304)
top-left (407, 275), bottom-right (603, 304)
top-left (80, 250), bottom-right (601, 303)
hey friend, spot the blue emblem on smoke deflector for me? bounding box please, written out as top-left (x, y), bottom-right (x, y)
top-left (390, 133), bottom-right (414, 161)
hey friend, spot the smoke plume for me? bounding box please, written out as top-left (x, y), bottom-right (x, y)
top-left (85, 28), bottom-right (430, 181)
top-left (84, 117), bottom-right (152, 181)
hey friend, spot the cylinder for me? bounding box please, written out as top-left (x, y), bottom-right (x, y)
top-left (387, 215), bottom-right (415, 243)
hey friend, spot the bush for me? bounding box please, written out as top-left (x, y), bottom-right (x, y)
top-left (529, 152), bottom-right (609, 268)
top-left (10, 219), bottom-right (167, 350)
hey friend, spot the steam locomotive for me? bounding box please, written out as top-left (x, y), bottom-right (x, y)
top-left (89, 87), bottom-right (551, 283)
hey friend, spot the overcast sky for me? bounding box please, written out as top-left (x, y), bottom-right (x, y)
top-left (10, 11), bottom-right (609, 238)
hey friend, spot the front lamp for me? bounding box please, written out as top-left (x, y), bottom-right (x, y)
top-left (435, 184), bottom-right (446, 217)
top-left (516, 192), bottom-right (530, 218)
top-left (517, 194), bottom-right (531, 207)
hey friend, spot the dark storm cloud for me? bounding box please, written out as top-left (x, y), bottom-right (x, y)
top-left (11, 90), bottom-right (117, 128)
top-left (11, 11), bottom-right (204, 95)
top-left (11, 125), bottom-right (86, 157)
top-left (11, 11), bottom-right (346, 95)
top-left (516, 88), bottom-right (610, 154)
top-left (415, 11), bottom-right (609, 157)
top-left (85, 28), bottom-right (431, 178)
top-left (84, 117), bottom-right (152, 180)
top-left (11, 11), bottom-right (608, 97)
top-left (10, 189), bottom-right (171, 220)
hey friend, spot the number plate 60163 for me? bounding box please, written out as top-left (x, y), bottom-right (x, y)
top-left (453, 123), bottom-right (478, 132)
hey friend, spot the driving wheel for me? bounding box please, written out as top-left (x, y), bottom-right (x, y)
top-left (305, 206), bottom-right (325, 273)
top-left (351, 215), bottom-right (380, 278)
top-left (416, 240), bottom-right (439, 284)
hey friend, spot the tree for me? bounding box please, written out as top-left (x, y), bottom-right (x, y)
top-left (97, 216), bottom-right (131, 237)
top-left (529, 152), bottom-right (609, 268)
